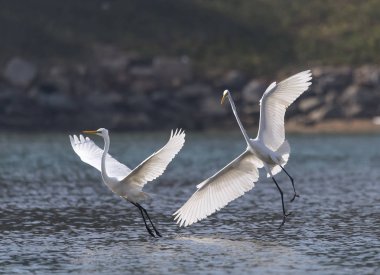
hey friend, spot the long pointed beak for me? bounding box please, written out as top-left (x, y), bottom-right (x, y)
top-left (82, 130), bottom-right (98, 134)
top-left (221, 93), bottom-right (227, 105)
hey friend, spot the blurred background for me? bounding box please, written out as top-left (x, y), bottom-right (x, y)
top-left (1, 2), bottom-right (380, 274)
top-left (1, 0), bottom-right (380, 132)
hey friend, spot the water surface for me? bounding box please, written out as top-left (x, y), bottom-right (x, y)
top-left (0, 132), bottom-right (379, 274)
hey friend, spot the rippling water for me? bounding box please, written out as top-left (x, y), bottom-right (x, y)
top-left (0, 132), bottom-right (379, 274)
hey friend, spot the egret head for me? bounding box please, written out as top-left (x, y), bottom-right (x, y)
top-left (221, 90), bottom-right (229, 105)
top-left (83, 128), bottom-right (109, 137)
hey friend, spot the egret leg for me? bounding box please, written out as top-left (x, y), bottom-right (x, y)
top-left (130, 202), bottom-right (156, 237)
top-left (136, 203), bottom-right (162, 237)
top-left (271, 176), bottom-right (291, 228)
top-left (279, 165), bottom-right (299, 202)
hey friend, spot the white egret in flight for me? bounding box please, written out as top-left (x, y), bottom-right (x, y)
top-left (70, 128), bottom-right (185, 237)
top-left (174, 70), bottom-right (312, 228)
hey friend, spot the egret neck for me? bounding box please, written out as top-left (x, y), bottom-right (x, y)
top-left (100, 132), bottom-right (113, 184)
top-left (227, 92), bottom-right (251, 146)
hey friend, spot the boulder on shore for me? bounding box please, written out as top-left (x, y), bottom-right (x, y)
top-left (3, 57), bottom-right (37, 87)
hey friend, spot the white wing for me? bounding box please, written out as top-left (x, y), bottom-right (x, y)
top-left (120, 129), bottom-right (185, 189)
top-left (257, 70), bottom-right (312, 151)
top-left (173, 150), bottom-right (263, 227)
top-left (69, 134), bottom-right (131, 181)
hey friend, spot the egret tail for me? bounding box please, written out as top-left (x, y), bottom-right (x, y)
top-left (266, 140), bottom-right (290, 177)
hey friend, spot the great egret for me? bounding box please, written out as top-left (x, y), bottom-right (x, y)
top-left (174, 70), bottom-right (312, 228)
top-left (70, 128), bottom-right (185, 237)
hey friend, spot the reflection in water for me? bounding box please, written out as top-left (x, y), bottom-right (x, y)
top-left (0, 132), bottom-right (379, 274)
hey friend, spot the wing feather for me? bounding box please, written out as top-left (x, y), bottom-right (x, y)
top-left (173, 150), bottom-right (263, 227)
top-left (120, 129), bottom-right (185, 189)
top-left (69, 134), bottom-right (131, 181)
top-left (257, 70), bottom-right (312, 151)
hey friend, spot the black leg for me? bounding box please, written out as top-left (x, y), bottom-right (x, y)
top-left (130, 202), bottom-right (156, 237)
top-left (280, 165), bottom-right (299, 202)
top-left (271, 176), bottom-right (291, 228)
top-left (136, 203), bottom-right (162, 237)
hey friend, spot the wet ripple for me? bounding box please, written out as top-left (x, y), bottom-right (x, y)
top-left (0, 132), bottom-right (379, 274)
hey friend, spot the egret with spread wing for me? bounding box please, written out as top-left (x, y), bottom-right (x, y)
top-left (70, 128), bottom-right (185, 237)
top-left (174, 70), bottom-right (312, 228)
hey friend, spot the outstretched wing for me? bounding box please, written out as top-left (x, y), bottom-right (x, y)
top-left (257, 70), bottom-right (312, 151)
top-left (120, 129), bottom-right (185, 189)
top-left (173, 150), bottom-right (263, 227)
top-left (69, 134), bottom-right (131, 181)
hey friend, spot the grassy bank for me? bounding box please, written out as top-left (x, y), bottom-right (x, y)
top-left (1, 1), bottom-right (380, 74)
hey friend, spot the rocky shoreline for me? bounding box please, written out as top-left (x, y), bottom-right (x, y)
top-left (1, 47), bottom-right (380, 132)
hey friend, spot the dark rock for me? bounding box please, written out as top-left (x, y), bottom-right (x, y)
top-left (176, 84), bottom-right (212, 99)
top-left (242, 105), bottom-right (260, 116)
top-left (1, 56), bottom-right (380, 131)
top-left (130, 79), bottom-right (158, 94)
top-left (354, 65), bottom-right (380, 87)
top-left (241, 113), bottom-right (258, 126)
top-left (217, 70), bottom-right (247, 90)
top-left (0, 89), bottom-right (14, 103)
top-left (343, 103), bottom-right (362, 118)
top-left (125, 94), bottom-right (155, 112)
top-left (298, 97), bottom-right (322, 112)
top-left (111, 112), bottom-right (151, 129)
top-left (340, 85), bottom-right (358, 103)
top-left (306, 105), bottom-right (334, 122)
top-left (241, 80), bottom-right (266, 103)
top-left (93, 45), bottom-right (136, 72)
top-left (153, 56), bottom-right (192, 86)
top-left (34, 65), bottom-right (77, 96)
top-left (129, 66), bottom-right (154, 78)
top-left (200, 96), bottom-right (228, 115)
top-left (312, 66), bottom-right (353, 95)
top-left (3, 57), bottom-right (37, 87)
top-left (35, 93), bottom-right (78, 112)
top-left (340, 85), bottom-right (380, 105)
top-left (85, 92), bottom-right (123, 110)
top-left (339, 85), bottom-right (380, 117)
top-left (0, 86), bottom-right (22, 116)
top-left (324, 91), bottom-right (337, 105)
top-left (151, 90), bottom-right (169, 102)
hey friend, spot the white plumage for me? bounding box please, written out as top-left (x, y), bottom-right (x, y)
top-left (121, 129), bottom-right (187, 191)
top-left (174, 70), bottom-right (312, 227)
top-left (70, 128), bottom-right (185, 202)
top-left (258, 70), bottom-right (312, 151)
top-left (174, 150), bottom-right (263, 227)
top-left (69, 134), bottom-right (131, 181)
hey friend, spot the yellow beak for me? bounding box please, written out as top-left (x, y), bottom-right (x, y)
top-left (221, 93), bottom-right (228, 105)
top-left (82, 130), bottom-right (98, 134)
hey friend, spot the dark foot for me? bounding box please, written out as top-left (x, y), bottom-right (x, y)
top-left (154, 230), bottom-right (162, 238)
top-left (290, 193), bottom-right (300, 202)
top-left (139, 206), bottom-right (162, 238)
top-left (145, 226), bottom-right (156, 238)
top-left (278, 212), bottom-right (292, 229)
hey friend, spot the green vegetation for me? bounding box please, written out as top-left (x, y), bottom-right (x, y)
top-left (1, 0), bottom-right (379, 74)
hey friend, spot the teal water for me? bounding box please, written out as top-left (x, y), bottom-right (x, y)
top-left (0, 132), bottom-right (379, 274)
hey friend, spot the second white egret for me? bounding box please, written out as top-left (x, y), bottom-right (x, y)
top-left (174, 70), bottom-right (312, 228)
